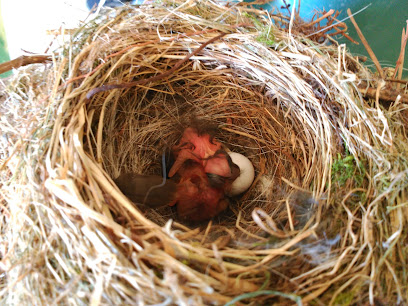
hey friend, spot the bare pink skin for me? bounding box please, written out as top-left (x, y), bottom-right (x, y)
top-left (169, 127), bottom-right (231, 178)
top-left (169, 161), bottom-right (228, 221)
top-left (168, 127), bottom-right (239, 221)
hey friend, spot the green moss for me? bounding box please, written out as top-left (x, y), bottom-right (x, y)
top-left (256, 32), bottom-right (275, 46)
top-left (251, 235), bottom-right (280, 247)
top-left (331, 151), bottom-right (366, 188)
top-left (332, 289), bottom-right (358, 305)
top-left (243, 12), bottom-right (275, 46)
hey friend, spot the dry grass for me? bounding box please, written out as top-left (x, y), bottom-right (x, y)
top-left (1, 1), bottom-right (408, 304)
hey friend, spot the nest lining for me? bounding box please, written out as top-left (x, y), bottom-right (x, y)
top-left (1, 1), bottom-right (408, 305)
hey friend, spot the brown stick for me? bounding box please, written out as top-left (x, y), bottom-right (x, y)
top-left (305, 9), bottom-right (335, 27)
top-left (328, 24), bottom-right (347, 36)
top-left (386, 78), bottom-right (408, 85)
top-left (347, 8), bottom-right (384, 79)
top-left (357, 55), bottom-right (367, 62)
top-left (326, 11), bottom-right (341, 27)
top-left (328, 15), bottom-right (360, 44)
top-left (86, 32), bottom-right (227, 99)
top-left (0, 54), bottom-right (52, 75)
top-left (281, 0), bottom-right (292, 16)
top-left (358, 86), bottom-right (408, 103)
top-left (329, 25), bottom-right (360, 45)
top-left (397, 29), bottom-right (406, 89)
top-left (342, 32), bottom-right (360, 45)
top-left (393, 21), bottom-right (408, 89)
top-left (297, 0), bottom-right (301, 17)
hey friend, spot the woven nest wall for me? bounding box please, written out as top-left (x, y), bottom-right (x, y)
top-left (1, 1), bottom-right (408, 305)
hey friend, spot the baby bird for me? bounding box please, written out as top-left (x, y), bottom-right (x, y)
top-left (168, 160), bottom-right (229, 221)
top-left (115, 124), bottom-right (253, 222)
top-left (168, 126), bottom-right (239, 221)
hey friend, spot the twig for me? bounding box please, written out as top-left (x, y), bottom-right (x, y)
top-left (86, 32), bottom-right (227, 99)
top-left (341, 32), bottom-right (360, 45)
top-left (297, 0), bottom-right (301, 17)
top-left (326, 11), bottom-right (340, 28)
top-left (281, 0), bottom-right (292, 16)
top-left (307, 4), bottom-right (371, 38)
top-left (347, 8), bottom-right (385, 79)
top-left (358, 86), bottom-right (408, 103)
top-left (386, 78), bottom-right (408, 85)
top-left (305, 9), bottom-right (334, 27)
top-left (0, 54), bottom-right (52, 75)
top-left (357, 55), bottom-right (368, 62)
top-left (392, 20), bottom-right (408, 89)
top-left (327, 23), bottom-right (346, 36)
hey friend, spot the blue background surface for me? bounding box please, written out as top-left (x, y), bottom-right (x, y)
top-left (266, 0), bottom-right (408, 75)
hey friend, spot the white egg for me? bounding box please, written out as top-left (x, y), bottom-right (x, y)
top-left (228, 152), bottom-right (255, 196)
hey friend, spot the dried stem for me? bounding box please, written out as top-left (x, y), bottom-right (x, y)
top-left (347, 8), bottom-right (385, 79)
top-left (393, 20), bottom-right (408, 89)
top-left (0, 54), bottom-right (51, 74)
top-left (358, 85), bottom-right (408, 103)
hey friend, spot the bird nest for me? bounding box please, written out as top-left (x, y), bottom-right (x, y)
top-left (1, 1), bottom-right (408, 305)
